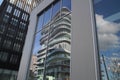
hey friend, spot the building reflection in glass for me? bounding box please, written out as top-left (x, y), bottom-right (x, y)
top-left (94, 0), bottom-right (120, 80)
top-left (30, 0), bottom-right (71, 80)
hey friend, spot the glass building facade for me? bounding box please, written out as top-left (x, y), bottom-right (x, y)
top-left (31, 0), bottom-right (71, 80)
top-left (94, 0), bottom-right (120, 80)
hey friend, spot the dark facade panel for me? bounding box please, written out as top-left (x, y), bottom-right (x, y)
top-left (0, 0), bottom-right (29, 71)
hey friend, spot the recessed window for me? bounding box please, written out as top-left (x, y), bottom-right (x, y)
top-left (10, 18), bottom-right (18, 26)
top-left (0, 24), bottom-right (5, 34)
top-left (24, 5), bottom-right (30, 12)
top-left (10, 0), bottom-right (15, 4)
top-left (16, 1), bottom-right (23, 8)
top-left (13, 9), bottom-right (21, 17)
top-left (0, 52), bottom-right (8, 62)
top-left (6, 28), bottom-right (15, 37)
top-left (13, 43), bottom-right (21, 52)
top-left (3, 40), bottom-right (12, 49)
top-left (10, 55), bottom-right (18, 64)
top-left (16, 32), bottom-right (24, 41)
top-left (22, 13), bottom-right (29, 21)
top-left (6, 5), bottom-right (12, 13)
top-left (3, 15), bottom-right (9, 23)
top-left (19, 22), bottom-right (26, 29)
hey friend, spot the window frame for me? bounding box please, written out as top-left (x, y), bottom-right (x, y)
top-left (17, 0), bottom-right (100, 80)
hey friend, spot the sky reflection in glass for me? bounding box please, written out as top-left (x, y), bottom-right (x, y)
top-left (36, 14), bottom-right (44, 32)
top-left (62, 0), bottom-right (71, 11)
top-left (43, 7), bottom-right (52, 26)
top-left (33, 32), bottom-right (42, 54)
top-left (0, 0), bottom-right (3, 5)
top-left (94, 0), bottom-right (120, 80)
top-left (52, 1), bottom-right (60, 18)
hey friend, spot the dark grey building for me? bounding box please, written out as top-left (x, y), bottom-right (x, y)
top-left (0, 0), bottom-right (31, 79)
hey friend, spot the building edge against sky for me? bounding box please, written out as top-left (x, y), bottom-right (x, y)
top-left (17, 0), bottom-right (100, 80)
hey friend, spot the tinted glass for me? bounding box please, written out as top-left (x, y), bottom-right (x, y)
top-left (45, 14), bottom-right (71, 80)
top-left (62, 0), bottom-right (71, 11)
top-left (29, 0), bottom-right (71, 80)
top-left (43, 7), bottom-right (52, 26)
top-left (52, 1), bottom-right (61, 18)
top-left (33, 32), bottom-right (42, 54)
top-left (94, 0), bottom-right (120, 80)
top-left (37, 14), bottom-right (44, 32)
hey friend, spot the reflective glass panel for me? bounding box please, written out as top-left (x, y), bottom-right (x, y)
top-left (33, 32), bottom-right (42, 54)
top-left (62, 0), bottom-right (71, 11)
top-left (29, 0), bottom-right (71, 80)
top-left (45, 13), bottom-right (71, 80)
top-left (37, 14), bottom-right (44, 32)
top-left (52, 1), bottom-right (61, 18)
top-left (94, 0), bottom-right (120, 80)
top-left (43, 7), bottom-right (52, 26)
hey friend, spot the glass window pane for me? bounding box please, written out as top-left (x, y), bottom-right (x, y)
top-left (29, 29), bottom-right (48, 80)
top-left (0, 69), bottom-right (18, 80)
top-left (62, 0), bottom-right (71, 11)
top-left (37, 14), bottom-right (44, 32)
top-left (3, 15), bottom-right (9, 23)
top-left (93, 0), bottom-right (120, 80)
top-left (52, 1), bottom-right (61, 18)
top-left (33, 32), bottom-right (42, 54)
top-left (45, 14), bottom-right (71, 80)
top-left (6, 5), bottom-right (12, 13)
top-left (0, 24), bottom-right (5, 34)
top-left (29, 0), bottom-right (71, 80)
top-left (43, 7), bottom-right (52, 26)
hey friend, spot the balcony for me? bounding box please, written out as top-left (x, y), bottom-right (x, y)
top-left (46, 54), bottom-right (70, 63)
top-left (46, 61), bottom-right (70, 68)
top-left (49, 37), bottom-right (70, 46)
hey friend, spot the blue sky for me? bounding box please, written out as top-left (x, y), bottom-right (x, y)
top-left (0, 0), bottom-right (3, 5)
top-left (94, 0), bottom-right (120, 18)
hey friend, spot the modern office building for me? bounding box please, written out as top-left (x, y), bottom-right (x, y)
top-left (0, 0), bottom-right (38, 80)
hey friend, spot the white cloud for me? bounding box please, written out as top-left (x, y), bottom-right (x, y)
top-left (96, 14), bottom-right (120, 50)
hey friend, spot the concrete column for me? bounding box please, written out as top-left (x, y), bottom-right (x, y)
top-left (71, 0), bottom-right (100, 80)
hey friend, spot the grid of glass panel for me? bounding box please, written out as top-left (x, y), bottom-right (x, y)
top-left (94, 0), bottom-right (120, 80)
top-left (0, 1), bottom-right (30, 80)
top-left (30, 0), bottom-right (71, 80)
